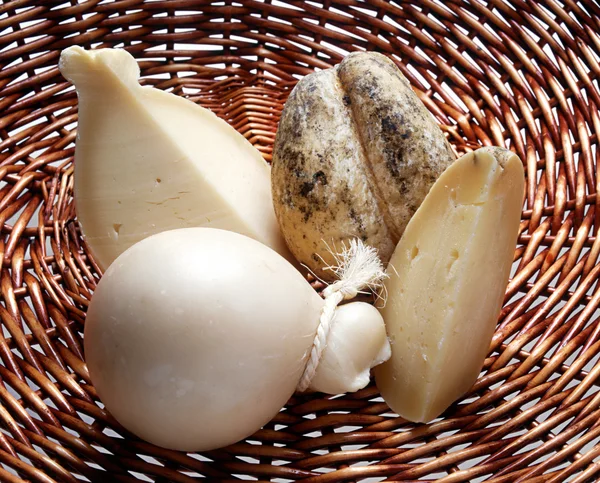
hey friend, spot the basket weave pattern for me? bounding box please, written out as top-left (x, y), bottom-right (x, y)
top-left (0, 1), bottom-right (599, 481)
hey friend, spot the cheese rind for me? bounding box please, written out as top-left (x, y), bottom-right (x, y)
top-left (60, 46), bottom-right (290, 270)
top-left (272, 51), bottom-right (456, 281)
top-left (375, 147), bottom-right (524, 422)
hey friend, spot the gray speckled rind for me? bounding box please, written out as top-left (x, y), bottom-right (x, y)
top-left (272, 52), bottom-right (456, 279)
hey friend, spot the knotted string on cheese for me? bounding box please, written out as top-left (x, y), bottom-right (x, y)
top-left (297, 239), bottom-right (388, 392)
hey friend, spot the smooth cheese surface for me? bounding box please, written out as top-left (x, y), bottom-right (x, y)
top-left (59, 46), bottom-right (290, 270)
top-left (375, 147), bottom-right (524, 422)
top-left (309, 302), bottom-right (391, 394)
top-left (85, 228), bottom-right (323, 451)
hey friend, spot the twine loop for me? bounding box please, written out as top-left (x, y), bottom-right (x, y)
top-left (296, 239), bottom-right (388, 392)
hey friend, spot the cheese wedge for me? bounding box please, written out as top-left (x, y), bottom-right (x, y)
top-left (375, 147), bottom-right (524, 422)
top-left (59, 46), bottom-right (291, 270)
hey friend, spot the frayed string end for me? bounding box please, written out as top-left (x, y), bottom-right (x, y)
top-left (322, 238), bottom-right (388, 299)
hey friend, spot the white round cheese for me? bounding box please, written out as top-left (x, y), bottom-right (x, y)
top-left (84, 227), bottom-right (323, 451)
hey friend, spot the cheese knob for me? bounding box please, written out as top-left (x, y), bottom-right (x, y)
top-left (309, 302), bottom-right (391, 394)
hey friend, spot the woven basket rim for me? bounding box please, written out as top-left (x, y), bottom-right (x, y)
top-left (0, 1), bottom-right (599, 482)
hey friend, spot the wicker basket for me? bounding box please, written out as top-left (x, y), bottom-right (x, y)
top-left (0, 0), bottom-right (599, 481)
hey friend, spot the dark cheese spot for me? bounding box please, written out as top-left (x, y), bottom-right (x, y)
top-left (299, 205), bottom-right (312, 223)
top-left (349, 207), bottom-right (368, 239)
top-left (299, 171), bottom-right (328, 197)
top-left (300, 181), bottom-right (314, 197)
top-left (381, 115), bottom-right (397, 133)
top-left (314, 170), bottom-right (327, 185)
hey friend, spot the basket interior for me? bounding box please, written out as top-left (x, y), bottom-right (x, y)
top-left (0, 1), bottom-right (600, 482)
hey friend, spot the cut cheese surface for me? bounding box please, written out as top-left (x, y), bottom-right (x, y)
top-left (375, 147), bottom-right (524, 422)
top-left (60, 46), bottom-right (291, 270)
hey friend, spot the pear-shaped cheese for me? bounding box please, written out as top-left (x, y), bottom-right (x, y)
top-left (60, 46), bottom-right (290, 270)
top-left (375, 147), bottom-right (524, 422)
top-left (85, 228), bottom-right (390, 451)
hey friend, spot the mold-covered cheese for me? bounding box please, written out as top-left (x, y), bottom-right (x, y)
top-left (272, 51), bottom-right (456, 279)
